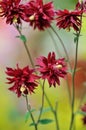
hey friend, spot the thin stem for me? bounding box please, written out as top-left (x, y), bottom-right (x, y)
top-left (47, 29), bottom-right (62, 57)
top-left (50, 25), bottom-right (72, 72)
top-left (23, 40), bottom-right (35, 68)
top-left (69, 9), bottom-right (83, 130)
top-left (39, 80), bottom-right (59, 130)
top-left (53, 102), bottom-right (59, 130)
top-left (25, 96), bottom-right (37, 130)
top-left (13, 24), bottom-right (35, 68)
top-left (66, 76), bottom-right (71, 105)
top-left (50, 26), bottom-right (71, 106)
top-left (36, 80), bottom-right (45, 124)
top-left (69, 40), bottom-right (79, 130)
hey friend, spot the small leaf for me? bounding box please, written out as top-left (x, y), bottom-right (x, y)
top-left (20, 35), bottom-right (27, 43)
top-left (75, 111), bottom-right (86, 116)
top-left (38, 119), bottom-right (53, 125)
top-left (29, 122), bottom-right (36, 126)
top-left (25, 111), bottom-right (30, 123)
top-left (29, 119), bottom-right (53, 126)
top-left (74, 36), bottom-right (78, 43)
top-left (16, 35), bottom-right (27, 43)
top-left (25, 109), bottom-right (36, 123)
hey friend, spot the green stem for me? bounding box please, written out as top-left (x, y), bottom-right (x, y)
top-left (47, 29), bottom-right (62, 57)
top-left (25, 96), bottom-right (37, 130)
top-left (50, 25), bottom-right (72, 71)
top-left (69, 40), bottom-right (79, 130)
top-left (53, 102), bottom-right (59, 130)
top-left (14, 24), bottom-right (35, 68)
top-left (69, 9), bottom-right (83, 130)
top-left (36, 80), bottom-right (45, 125)
top-left (50, 26), bottom-right (71, 105)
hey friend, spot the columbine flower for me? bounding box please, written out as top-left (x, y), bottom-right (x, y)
top-left (6, 65), bottom-right (39, 97)
top-left (37, 52), bottom-right (67, 87)
top-left (81, 104), bottom-right (86, 125)
top-left (76, 1), bottom-right (86, 13)
top-left (0, 0), bottom-right (26, 24)
top-left (56, 9), bottom-right (82, 31)
top-left (24, 0), bottom-right (55, 30)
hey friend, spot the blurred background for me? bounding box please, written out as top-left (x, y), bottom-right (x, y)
top-left (0, 0), bottom-right (86, 130)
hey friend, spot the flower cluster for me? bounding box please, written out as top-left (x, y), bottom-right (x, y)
top-left (6, 52), bottom-right (67, 97)
top-left (0, 0), bottom-right (85, 31)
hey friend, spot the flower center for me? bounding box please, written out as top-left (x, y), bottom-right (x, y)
top-left (29, 14), bottom-right (35, 21)
top-left (13, 16), bottom-right (18, 23)
top-left (20, 85), bottom-right (26, 93)
top-left (56, 64), bottom-right (62, 69)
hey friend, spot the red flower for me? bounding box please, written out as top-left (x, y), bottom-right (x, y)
top-left (24, 0), bottom-right (55, 30)
top-left (76, 1), bottom-right (86, 13)
top-left (6, 65), bottom-right (39, 97)
top-left (82, 116), bottom-right (86, 125)
top-left (81, 104), bottom-right (86, 125)
top-left (0, 0), bottom-right (26, 24)
top-left (37, 52), bottom-right (67, 87)
top-left (81, 104), bottom-right (86, 112)
top-left (56, 9), bottom-right (82, 31)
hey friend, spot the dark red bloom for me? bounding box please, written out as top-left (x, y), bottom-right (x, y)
top-left (81, 104), bottom-right (86, 112)
top-left (24, 0), bottom-right (55, 30)
top-left (76, 1), bottom-right (86, 13)
top-left (56, 9), bottom-right (82, 31)
top-left (82, 116), bottom-right (86, 125)
top-left (37, 52), bottom-right (67, 87)
top-left (6, 65), bottom-right (39, 97)
top-left (0, 0), bottom-right (26, 24)
top-left (81, 104), bottom-right (86, 125)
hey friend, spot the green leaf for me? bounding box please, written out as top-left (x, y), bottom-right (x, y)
top-left (25, 111), bottom-right (30, 123)
top-left (20, 35), bottom-right (27, 43)
top-left (38, 119), bottom-right (53, 125)
top-left (29, 122), bottom-right (36, 126)
top-left (16, 35), bottom-right (27, 43)
top-left (74, 36), bottom-right (78, 43)
top-left (75, 111), bottom-right (86, 116)
top-left (25, 109), bottom-right (36, 123)
top-left (29, 119), bottom-right (53, 126)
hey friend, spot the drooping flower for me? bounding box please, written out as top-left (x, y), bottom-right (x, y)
top-left (76, 0), bottom-right (86, 13)
top-left (0, 0), bottom-right (26, 24)
top-left (24, 0), bottom-right (55, 30)
top-left (56, 9), bottom-right (82, 31)
top-left (81, 104), bottom-right (86, 125)
top-left (37, 52), bottom-right (67, 87)
top-left (6, 65), bottom-right (39, 97)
